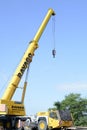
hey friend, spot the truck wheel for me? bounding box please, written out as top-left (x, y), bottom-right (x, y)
top-left (38, 120), bottom-right (47, 130)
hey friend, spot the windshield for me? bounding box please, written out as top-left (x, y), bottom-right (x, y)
top-left (49, 112), bottom-right (58, 119)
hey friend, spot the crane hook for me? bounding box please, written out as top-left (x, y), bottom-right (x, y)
top-left (52, 49), bottom-right (56, 58)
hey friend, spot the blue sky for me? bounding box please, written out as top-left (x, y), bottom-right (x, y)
top-left (0, 0), bottom-right (87, 115)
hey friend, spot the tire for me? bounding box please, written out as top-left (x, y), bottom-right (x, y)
top-left (38, 120), bottom-right (47, 130)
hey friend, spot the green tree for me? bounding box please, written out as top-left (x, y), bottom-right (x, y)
top-left (51, 93), bottom-right (87, 126)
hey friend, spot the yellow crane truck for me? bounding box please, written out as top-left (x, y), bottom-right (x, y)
top-left (0, 8), bottom-right (55, 130)
top-left (36, 110), bottom-right (73, 130)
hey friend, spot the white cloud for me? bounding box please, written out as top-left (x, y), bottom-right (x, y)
top-left (55, 82), bottom-right (87, 98)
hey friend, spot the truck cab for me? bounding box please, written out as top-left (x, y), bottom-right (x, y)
top-left (36, 110), bottom-right (73, 130)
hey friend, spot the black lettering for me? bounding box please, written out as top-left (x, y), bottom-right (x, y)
top-left (24, 61), bottom-right (28, 68)
top-left (12, 106), bottom-right (24, 109)
top-left (20, 66), bottom-right (25, 73)
top-left (26, 57), bottom-right (30, 63)
top-left (28, 53), bottom-right (32, 58)
top-left (17, 53), bottom-right (32, 78)
top-left (17, 73), bottom-right (22, 78)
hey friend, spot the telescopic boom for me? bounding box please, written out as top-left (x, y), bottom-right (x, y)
top-left (2, 8), bottom-right (55, 101)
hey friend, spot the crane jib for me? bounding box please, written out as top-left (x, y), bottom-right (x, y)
top-left (17, 53), bottom-right (32, 78)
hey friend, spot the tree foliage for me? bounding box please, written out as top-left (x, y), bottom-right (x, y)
top-left (49, 93), bottom-right (87, 126)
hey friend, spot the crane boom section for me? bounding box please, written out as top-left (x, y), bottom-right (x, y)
top-left (2, 8), bottom-right (55, 101)
top-left (33, 9), bottom-right (55, 42)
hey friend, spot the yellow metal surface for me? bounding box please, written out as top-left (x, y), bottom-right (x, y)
top-left (33, 8), bottom-right (55, 42)
top-left (61, 120), bottom-right (73, 127)
top-left (2, 8), bottom-right (55, 101)
top-left (37, 110), bottom-right (73, 129)
top-left (49, 117), bottom-right (60, 128)
top-left (39, 122), bottom-right (45, 129)
top-left (0, 99), bottom-right (26, 116)
top-left (37, 111), bottom-right (49, 116)
top-left (0, 8), bottom-right (55, 116)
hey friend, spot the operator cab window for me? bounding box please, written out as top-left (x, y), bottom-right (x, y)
top-left (49, 112), bottom-right (58, 119)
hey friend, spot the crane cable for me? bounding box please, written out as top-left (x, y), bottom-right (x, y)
top-left (25, 64), bottom-right (30, 82)
top-left (52, 16), bottom-right (56, 58)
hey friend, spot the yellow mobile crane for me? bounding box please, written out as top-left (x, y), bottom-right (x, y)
top-left (0, 9), bottom-right (55, 130)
